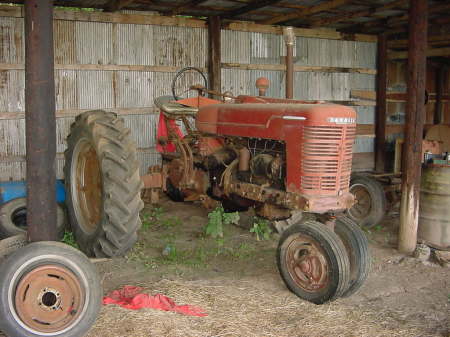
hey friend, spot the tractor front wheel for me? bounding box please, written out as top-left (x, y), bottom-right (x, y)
top-left (277, 220), bottom-right (350, 304)
top-left (64, 110), bottom-right (143, 257)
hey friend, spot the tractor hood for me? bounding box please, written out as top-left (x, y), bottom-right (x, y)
top-left (195, 103), bottom-right (356, 139)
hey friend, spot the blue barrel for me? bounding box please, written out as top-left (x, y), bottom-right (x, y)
top-left (0, 180), bottom-right (66, 204)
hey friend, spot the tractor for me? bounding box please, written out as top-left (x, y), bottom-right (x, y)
top-left (62, 67), bottom-right (369, 305)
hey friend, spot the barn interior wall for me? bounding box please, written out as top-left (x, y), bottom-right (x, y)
top-left (385, 60), bottom-right (450, 171)
top-left (0, 7), bottom-right (377, 180)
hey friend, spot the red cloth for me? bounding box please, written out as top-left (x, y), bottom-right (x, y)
top-left (103, 286), bottom-right (207, 317)
top-left (156, 112), bottom-right (184, 153)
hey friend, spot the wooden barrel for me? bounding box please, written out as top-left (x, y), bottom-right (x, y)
top-left (419, 165), bottom-right (450, 250)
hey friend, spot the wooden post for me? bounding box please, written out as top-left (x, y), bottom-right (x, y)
top-left (399, 0), bottom-right (428, 254)
top-left (375, 33), bottom-right (387, 173)
top-left (208, 16), bottom-right (221, 99)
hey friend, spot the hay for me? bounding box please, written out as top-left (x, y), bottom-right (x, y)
top-left (87, 276), bottom-right (443, 337)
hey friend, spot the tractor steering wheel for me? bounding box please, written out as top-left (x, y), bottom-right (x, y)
top-left (171, 67), bottom-right (208, 101)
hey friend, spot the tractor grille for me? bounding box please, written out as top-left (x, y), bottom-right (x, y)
top-left (300, 125), bottom-right (355, 195)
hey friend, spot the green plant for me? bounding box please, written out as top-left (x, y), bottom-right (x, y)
top-left (62, 231), bottom-right (79, 249)
top-left (250, 217), bottom-right (272, 241)
top-left (204, 206), bottom-right (240, 239)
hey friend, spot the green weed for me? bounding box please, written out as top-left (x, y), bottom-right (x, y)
top-left (250, 217), bottom-right (272, 241)
top-left (62, 231), bottom-right (79, 249)
top-left (204, 206), bottom-right (239, 239)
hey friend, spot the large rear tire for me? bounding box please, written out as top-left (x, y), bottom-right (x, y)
top-left (277, 220), bottom-right (350, 304)
top-left (334, 216), bottom-right (370, 297)
top-left (346, 174), bottom-right (386, 228)
top-left (64, 110), bottom-right (143, 257)
top-left (0, 241), bottom-right (102, 337)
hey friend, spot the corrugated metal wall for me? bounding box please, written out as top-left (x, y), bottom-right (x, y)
top-left (0, 10), bottom-right (376, 180)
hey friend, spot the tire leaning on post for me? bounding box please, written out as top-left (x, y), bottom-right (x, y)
top-left (0, 241), bottom-right (102, 337)
top-left (64, 110), bottom-right (144, 257)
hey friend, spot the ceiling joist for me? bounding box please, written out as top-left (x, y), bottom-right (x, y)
top-left (222, 0), bottom-right (283, 19)
top-left (259, 0), bottom-right (352, 25)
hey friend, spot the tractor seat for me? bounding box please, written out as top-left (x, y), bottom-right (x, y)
top-left (154, 95), bottom-right (198, 118)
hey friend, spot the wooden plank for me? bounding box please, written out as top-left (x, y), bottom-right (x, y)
top-left (208, 16), bottom-right (221, 98)
top-left (0, 5), bottom-right (207, 28)
top-left (0, 63), bottom-right (204, 72)
top-left (389, 47), bottom-right (450, 59)
top-left (435, 67), bottom-right (445, 124)
top-left (388, 34), bottom-right (450, 48)
top-left (0, 107), bottom-right (158, 120)
top-left (399, 0), bottom-right (428, 254)
top-left (224, 21), bottom-right (377, 42)
top-left (222, 62), bottom-right (376, 74)
top-left (260, 0), bottom-right (352, 25)
top-left (375, 33), bottom-right (387, 173)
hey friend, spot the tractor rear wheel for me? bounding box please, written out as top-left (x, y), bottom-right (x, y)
top-left (64, 110), bottom-right (143, 257)
top-left (277, 220), bottom-right (350, 304)
top-left (346, 174), bottom-right (386, 228)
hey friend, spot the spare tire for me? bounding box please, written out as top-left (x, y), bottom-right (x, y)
top-left (0, 198), bottom-right (66, 239)
top-left (64, 110), bottom-right (143, 258)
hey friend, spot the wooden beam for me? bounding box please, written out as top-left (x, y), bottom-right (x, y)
top-left (105, 0), bottom-right (136, 12)
top-left (222, 0), bottom-right (283, 19)
top-left (388, 34), bottom-right (450, 48)
top-left (399, 0), bottom-right (428, 254)
top-left (375, 33), bottom-right (387, 173)
top-left (208, 16), bottom-right (221, 98)
top-left (225, 21), bottom-right (377, 42)
top-left (259, 0), bottom-right (352, 25)
top-left (166, 0), bottom-right (208, 16)
top-left (222, 62), bottom-right (377, 74)
top-left (309, 0), bottom-right (408, 28)
top-left (389, 47), bottom-right (450, 59)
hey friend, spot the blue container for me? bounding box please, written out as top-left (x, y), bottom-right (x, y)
top-left (0, 180), bottom-right (66, 204)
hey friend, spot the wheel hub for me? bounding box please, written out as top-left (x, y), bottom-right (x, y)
top-left (286, 236), bottom-right (329, 292)
top-left (348, 184), bottom-right (372, 220)
top-left (72, 140), bottom-right (103, 234)
top-left (14, 265), bottom-right (84, 333)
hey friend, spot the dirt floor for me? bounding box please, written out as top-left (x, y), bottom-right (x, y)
top-left (1, 196), bottom-right (449, 337)
top-left (82, 197), bottom-right (449, 337)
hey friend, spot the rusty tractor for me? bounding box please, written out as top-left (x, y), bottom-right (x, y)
top-left (140, 68), bottom-right (371, 304)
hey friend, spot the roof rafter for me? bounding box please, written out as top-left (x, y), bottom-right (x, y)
top-left (259, 0), bottom-right (353, 25)
top-left (166, 0), bottom-right (209, 16)
top-left (309, 0), bottom-right (408, 28)
top-left (222, 0), bottom-right (283, 19)
top-left (104, 0), bottom-right (136, 12)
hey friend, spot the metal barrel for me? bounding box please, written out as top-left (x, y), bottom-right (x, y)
top-left (419, 165), bottom-right (450, 250)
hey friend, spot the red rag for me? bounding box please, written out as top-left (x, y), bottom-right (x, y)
top-left (156, 112), bottom-right (184, 153)
top-left (103, 285), bottom-right (207, 317)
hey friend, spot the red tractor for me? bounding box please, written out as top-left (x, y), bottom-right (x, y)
top-left (143, 68), bottom-right (370, 304)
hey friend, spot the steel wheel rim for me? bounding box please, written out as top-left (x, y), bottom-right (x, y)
top-left (71, 139), bottom-right (103, 234)
top-left (348, 183), bottom-right (372, 221)
top-left (13, 264), bottom-right (85, 334)
top-left (285, 234), bottom-right (329, 292)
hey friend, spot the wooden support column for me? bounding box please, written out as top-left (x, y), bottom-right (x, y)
top-left (25, 0), bottom-right (58, 241)
top-left (208, 16), bottom-right (221, 99)
top-left (375, 33), bottom-right (387, 173)
top-left (399, 0), bottom-right (428, 254)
